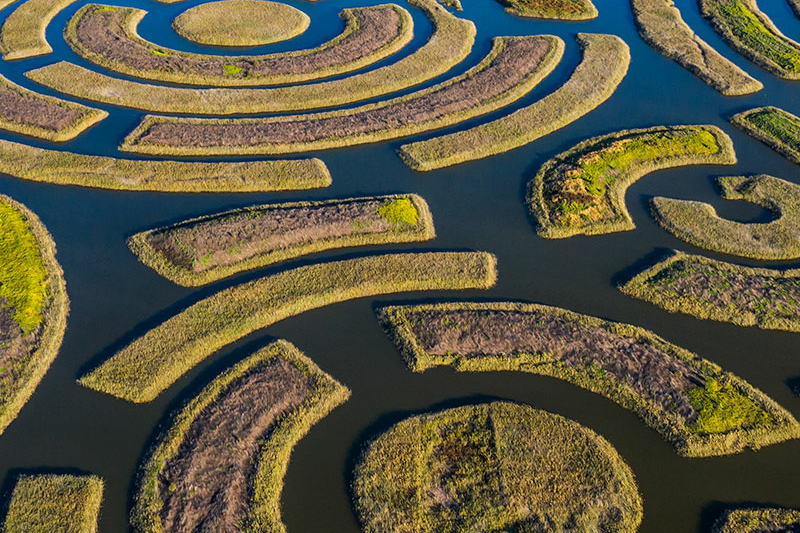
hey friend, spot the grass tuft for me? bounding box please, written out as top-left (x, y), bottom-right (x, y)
top-left (498, 0), bottom-right (597, 20)
top-left (712, 507), bottom-right (800, 533)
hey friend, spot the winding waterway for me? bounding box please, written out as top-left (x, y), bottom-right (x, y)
top-left (0, 0), bottom-right (798, 531)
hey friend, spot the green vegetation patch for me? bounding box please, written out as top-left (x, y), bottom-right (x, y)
top-left (3, 474), bottom-right (103, 533)
top-left (27, 0), bottom-right (475, 115)
top-left (0, 138), bottom-right (329, 192)
top-left (172, 0), bottom-right (309, 47)
top-left (528, 125), bottom-right (736, 238)
top-left (0, 0), bottom-right (79, 59)
top-left (0, 196), bottom-right (68, 438)
top-left (620, 250), bottom-right (800, 332)
top-left (498, 0), bottom-right (597, 19)
top-left (133, 340), bottom-right (349, 533)
top-left (79, 251), bottom-right (497, 403)
top-left (377, 301), bottom-right (800, 456)
top-left (731, 106), bottom-right (800, 164)
top-left (65, 3), bottom-right (413, 86)
top-left (698, 0), bottom-right (800, 79)
top-left (354, 402), bottom-right (642, 533)
top-left (652, 174), bottom-right (800, 259)
top-left (713, 507), bottom-right (800, 533)
top-left (120, 35), bottom-right (563, 156)
top-left (631, 0), bottom-right (761, 95)
top-left (398, 33), bottom-right (630, 171)
top-left (128, 194), bottom-right (435, 286)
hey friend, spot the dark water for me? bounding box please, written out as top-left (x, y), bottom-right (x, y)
top-left (0, 0), bottom-right (798, 531)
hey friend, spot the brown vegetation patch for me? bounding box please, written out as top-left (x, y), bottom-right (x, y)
top-left (159, 357), bottom-right (312, 533)
top-left (147, 198), bottom-right (413, 273)
top-left (124, 37), bottom-right (554, 154)
top-left (0, 88), bottom-right (79, 132)
top-left (0, 300), bottom-right (38, 387)
top-left (407, 308), bottom-right (702, 417)
top-left (68, 4), bottom-right (407, 85)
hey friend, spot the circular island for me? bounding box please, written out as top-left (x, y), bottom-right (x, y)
top-left (353, 402), bottom-right (643, 533)
top-left (173, 0), bottom-right (310, 47)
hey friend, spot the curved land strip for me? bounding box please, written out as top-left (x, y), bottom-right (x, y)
top-left (133, 340), bottom-right (349, 533)
top-left (398, 33), bottom-right (630, 171)
top-left (620, 250), bottom-right (800, 332)
top-left (528, 125), bottom-right (736, 238)
top-left (652, 174), bottom-right (800, 260)
top-left (731, 106), bottom-right (800, 165)
top-left (378, 301), bottom-right (800, 457)
top-left (27, 0), bottom-right (475, 115)
top-left (65, 3), bottom-right (412, 87)
top-left (698, 0), bottom-right (800, 80)
top-left (0, 74), bottom-right (105, 141)
top-left (172, 0), bottom-right (310, 47)
top-left (79, 251), bottom-right (497, 403)
top-left (713, 508), bottom-right (800, 533)
top-left (0, 196), bottom-right (68, 438)
top-left (0, 0), bottom-right (77, 59)
top-left (120, 36), bottom-right (564, 156)
top-left (3, 474), bottom-right (103, 533)
top-left (0, 139), bottom-right (329, 192)
top-left (129, 195), bottom-right (436, 287)
top-left (631, 0), bottom-right (761, 95)
top-left (496, 0), bottom-right (597, 19)
top-left (353, 402), bottom-right (642, 533)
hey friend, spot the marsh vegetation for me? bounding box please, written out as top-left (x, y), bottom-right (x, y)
top-left (712, 508), bottom-right (800, 533)
top-left (353, 402), bottom-right (642, 533)
top-left (378, 301), bottom-right (800, 456)
top-left (731, 106), bottom-right (800, 164)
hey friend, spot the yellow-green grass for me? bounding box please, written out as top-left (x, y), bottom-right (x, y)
top-left (652, 174), bottom-right (800, 260)
top-left (28, 0), bottom-right (474, 115)
top-left (353, 402), bottom-right (642, 533)
top-left (713, 508), bottom-right (800, 533)
top-left (79, 251), bottom-right (497, 403)
top-left (398, 33), bottom-right (630, 171)
top-left (528, 125), bottom-right (735, 238)
top-left (0, 139), bottom-right (329, 192)
top-left (119, 36), bottom-right (563, 156)
top-left (132, 339), bottom-right (349, 533)
top-left (698, 0), bottom-right (800, 79)
top-left (731, 106), bottom-right (800, 164)
top-left (620, 250), bottom-right (800, 333)
top-left (631, 0), bottom-right (761, 95)
top-left (378, 301), bottom-right (800, 457)
top-left (172, 0), bottom-right (310, 47)
top-left (0, 196), bottom-right (68, 438)
top-left (0, 0), bottom-right (78, 59)
top-left (4, 474), bottom-right (103, 533)
top-left (0, 73), bottom-right (106, 141)
top-left (499, 0), bottom-right (597, 20)
top-left (128, 194), bottom-right (436, 287)
top-left (65, 3), bottom-right (412, 87)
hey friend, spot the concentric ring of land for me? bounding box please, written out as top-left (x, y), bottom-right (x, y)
top-left (129, 194), bottom-right (436, 286)
top-left (173, 0), bottom-right (310, 47)
top-left (0, 196), bottom-right (68, 438)
top-left (398, 33), bottom-right (630, 171)
top-left (121, 35), bottom-right (563, 155)
top-left (0, 73), bottom-right (105, 141)
top-left (79, 251), bottom-right (497, 403)
top-left (26, 0), bottom-right (475, 114)
top-left (0, 138), bottom-right (329, 192)
top-left (378, 301), bottom-right (800, 456)
top-left (132, 340), bottom-right (349, 533)
top-left (353, 402), bottom-right (642, 533)
top-left (65, 3), bottom-right (412, 86)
